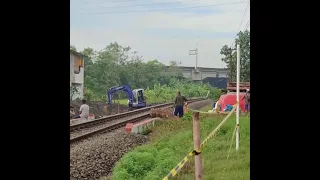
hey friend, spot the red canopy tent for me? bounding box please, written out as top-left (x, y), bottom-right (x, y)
top-left (217, 92), bottom-right (246, 112)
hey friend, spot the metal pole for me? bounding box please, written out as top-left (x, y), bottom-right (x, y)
top-left (195, 48), bottom-right (198, 69)
top-left (195, 41), bottom-right (201, 70)
top-left (236, 44), bottom-right (240, 151)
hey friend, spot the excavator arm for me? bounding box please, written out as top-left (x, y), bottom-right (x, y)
top-left (106, 85), bottom-right (134, 106)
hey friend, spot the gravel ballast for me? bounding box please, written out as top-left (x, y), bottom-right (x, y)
top-left (70, 129), bottom-right (149, 180)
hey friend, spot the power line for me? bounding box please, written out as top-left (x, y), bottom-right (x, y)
top-left (231, 0), bottom-right (250, 47)
top-left (82, 1), bottom-right (247, 15)
top-left (81, 0), bottom-right (142, 3)
top-left (243, 19), bottom-right (250, 31)
top-left (91, 0), bottom-right (202, 9)
top-left (236, 1), bottom-right (250, 33)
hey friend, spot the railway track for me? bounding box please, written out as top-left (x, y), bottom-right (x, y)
top-left (70, 98), bottom-right (204, 143)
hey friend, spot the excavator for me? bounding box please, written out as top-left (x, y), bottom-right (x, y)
top-left (106, 85), bottom-right (146, 109)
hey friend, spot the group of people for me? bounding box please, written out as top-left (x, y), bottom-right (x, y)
top-left (70, 100), bottom-right (90, 120)
top-left (69, 93), bottom-right (187, 120)
top-left (69, 89), bottom-right (249, 120)
top-left (173, 89), bottom-right (250, 118)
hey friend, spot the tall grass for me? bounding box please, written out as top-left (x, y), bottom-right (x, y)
top-left (111, 106), bottom-right (250, 180)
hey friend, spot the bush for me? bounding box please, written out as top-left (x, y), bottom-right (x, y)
top-left (181, 112), bottom-right (192, 121)
top-left (144, 80), bottom-right (221, 104)
top-left (83, 79), bottom-right (222, 104)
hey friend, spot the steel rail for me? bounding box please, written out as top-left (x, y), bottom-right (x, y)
top-left (70, 98), bottom-right (204, 131)
top-left (70, 98), bottom-right (205, 144)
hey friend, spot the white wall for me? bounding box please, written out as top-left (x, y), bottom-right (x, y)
top-left (70, 52), bottom-right (84, 100)
top-left (74, 68), bottom-right (84, 84)
top-left (182, 72), bottom-right (192, 78)
top-left (71, 83), bottom-right (83, 100)
top-left (70, 54), bottom-right (75, 86)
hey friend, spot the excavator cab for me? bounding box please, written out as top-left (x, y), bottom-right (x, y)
top-left (132, 89), bottom-right (145, 107)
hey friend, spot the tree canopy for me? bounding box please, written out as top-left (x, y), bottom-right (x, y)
top-left (220, 30), bottom-right (250, 82)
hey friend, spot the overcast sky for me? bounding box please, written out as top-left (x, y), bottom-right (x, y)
top-left (70, 0), bottom-right (250, 68)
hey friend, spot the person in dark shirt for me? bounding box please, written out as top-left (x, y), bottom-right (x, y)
top-left (174, 91), bottom-right (187, 118)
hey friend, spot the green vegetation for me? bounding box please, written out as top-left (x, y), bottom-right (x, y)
top-left (116, 99), bottom-right (129, 105)
top-left (71, 43), bottom-right (221, 102)
top-left (71, 30), bottom-right (250, 102)
top-left (220, 30), bottom-right (250, 82)
top-left (111, 106), bottom-right (250, 180)
top-left (144, 80), bottom-right (221, 104)
top-left (72, 43), bottom-right (184, 100)
top-left (71, 30), bottom-right (250, 103)
top-left (96, 80), bottom-right (221, 104)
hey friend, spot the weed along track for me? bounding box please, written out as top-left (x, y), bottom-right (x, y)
top-left (70, 99), bottom-right (212, 180)
top-left (70, 98), bottom-right (204, 144)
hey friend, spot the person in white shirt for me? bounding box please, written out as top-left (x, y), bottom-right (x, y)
top-left (79, 99), bottom-right (90, 119)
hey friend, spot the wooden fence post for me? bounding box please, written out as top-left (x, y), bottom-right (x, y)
top-left (193, 112), bottom-right (203, 180)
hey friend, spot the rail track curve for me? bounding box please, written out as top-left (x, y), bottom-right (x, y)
top-left (70, 98), bottom-right (205, 143)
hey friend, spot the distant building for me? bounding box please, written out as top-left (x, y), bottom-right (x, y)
top-left (70, 50), bottom-right (85, 100)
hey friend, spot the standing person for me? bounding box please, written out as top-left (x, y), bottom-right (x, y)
top-left (174, 91), bottom-right (187, 118)
top-left (78, 99), bottom-right (90, 119)
top-left (242, 89), bottom-right (250, 115)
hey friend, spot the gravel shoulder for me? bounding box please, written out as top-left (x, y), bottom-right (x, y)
top-left (70, 129), bottom-right (149, 180)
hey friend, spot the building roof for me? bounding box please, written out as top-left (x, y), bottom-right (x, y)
top-left (70, 50), bottom-right (88, 58)
top-left (165, 65), bottom-right (228, 71)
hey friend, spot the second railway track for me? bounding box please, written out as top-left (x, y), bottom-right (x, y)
top-left (70, 98), bottom-right (204, 143)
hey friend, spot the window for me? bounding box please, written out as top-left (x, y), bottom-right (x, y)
top-left (74, 55), bottom-right (83, 74)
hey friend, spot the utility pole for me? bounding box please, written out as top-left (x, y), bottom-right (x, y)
top-left (236, 44), bottom-right (240, 151)
top-left (195, 48), bottom-right (198, 69)
top-left (189, 41), bottom-right (201, 70)
top-left (195, 41), bottom-right (200, 69)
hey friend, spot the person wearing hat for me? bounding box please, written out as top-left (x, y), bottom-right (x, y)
top-left (242, 89), bottom-right (250, 115)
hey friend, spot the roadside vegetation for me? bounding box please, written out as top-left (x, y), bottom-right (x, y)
top-left (111, 105), bottom-right (250, 180)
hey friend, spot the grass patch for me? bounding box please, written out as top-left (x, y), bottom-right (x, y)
top-left (116, 99), bottom-right (129, 105)
top-left (111, 105), bottom-right (250, 180)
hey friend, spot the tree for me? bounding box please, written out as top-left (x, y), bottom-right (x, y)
top-left (84, 44), bottom-right (121, 96)
top-left (70, 45), bottom-right (77, 51)
top-left (167, 60), bottom-right (183, 77)
top-left (220, 45), bottom-right (236, 81)
top-left (81, 47), bottom-right (95, 66)
top-left (144, 59), bottom-right (166, 86)
top-left (220, 30), bottom-right (250, 82)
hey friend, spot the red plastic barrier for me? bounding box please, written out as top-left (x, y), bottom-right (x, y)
top-left (218, 93), bottom-right (246, 112)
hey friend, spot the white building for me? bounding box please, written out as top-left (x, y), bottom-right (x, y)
top-left (70, 50), bottom-right (85, 100)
